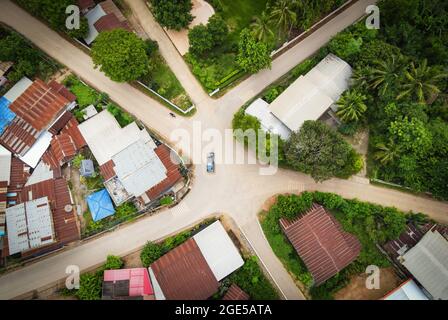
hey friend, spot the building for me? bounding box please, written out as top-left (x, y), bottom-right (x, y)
top-left (77, 0), bottom-right (95, 14)
top-left (222, 284), bottom-right (249, 300)
top-left (0, 78), bottom-right (77, 168)
top-left (400, 229), bottom-right (448, 300)
top-left (382, 279), bottom-right (429, 300)
top-left (0, 61), bottom-right (13, 87)
top-left (245, 54), bottom-right (352, 139)
top-left (78, 111), bottom-right (182, 206)
top-left (280, 203), bottom-right (361, 286)
top-left (80, 159), bottom-right (94, 177)
top-left (83, 0), bottom-right (131, 45)
top-left (148, 220), bottom-right (244, 300)
top-left (102, 268), bottom-right (154, 300)
top-left (86, 189), bottom-right (115, 222)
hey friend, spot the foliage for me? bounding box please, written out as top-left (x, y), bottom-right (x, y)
top-left (114, 202), bottom-right (137, 219)
top-left (149, 0), bottom-right (193, 30)
top-left (269, 0), bottom-right (296, 39)
top-left (388, 116), bottom-right (432, 157)
top-left (76, 272), bottom-right (102, 300)
top-left (15, 0), bottom-right (88, 38)
top-left (188, 25), bottom-right (213, 56)
top-left (91, 29), bottom-right (148, 82)
top-left (236, 29), bottom-right (271, 73)
top-left (107, 103), bottom-right (134, 127)
top-left (65, 75), bottom-right (102, 108)
top-left (336, 89), bottom-right (368, 123)
top-left (207, 14), bottom-right (229, 44)
top-left (72, 154), bottom-right (85, 169)
top-left (263, 87), bottom-right (281, 103)
top-left (271, 193), bottom-right (313, 220)
top-left (251, 11), bottom-right (274, 43)
top-left (102, 255), bottom-right (124, 271)
top-left (284, 121), bottom-right (362, 182)
top-left (160, 196), bottom-right (174, 206)
top-left (140, 241), bottom-right (164, 268)
top-left (229, 256), bottom-right (279, 300)
top-left (328, 31), bottom-right (363, 63)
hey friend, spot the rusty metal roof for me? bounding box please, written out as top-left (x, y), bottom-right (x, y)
top-left (280, 204), bottom-right (361, 286)
top-left (100, 160), bottom-right (116, 181)
top-left (150, 238), bottom-right (219, 300)
top-left (222, 284), bottom-right (249, 300)
top-left (94, 14), bottom-right (131, 32)
top-left (50, 133), bottom-right (77, 166)
top-left (48, 81), bottom-right (76, 104)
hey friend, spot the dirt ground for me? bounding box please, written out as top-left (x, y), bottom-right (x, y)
top-left (334, 267), bottom-right (401, 300)
top-left (122, 250), bottom-right (143, 268)
top-left (344, 128), bottom-right (369, 177)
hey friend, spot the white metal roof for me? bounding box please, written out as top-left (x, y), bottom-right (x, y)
top-left (383, 279), bottom-right (429, 300)
top-left (0, 145), bottom-right (11, 184)
top-left (193, 221), bottom-right (244, 281)
top-left (25, 160), bottom-right (54, 186)
top-left (78, 110), bottom-right (156, 165)
top-left (148, 267), bottom-right (166, 300)
top-left (84, 4), bottom-right (106, 45)
top-left (112, 139), bottom-right (167, 198)
top-left (270, 54), bottom-right (352, 132)
top-left (245, 98), bottom-right (291, 140)
top-left (402, 230), bottom-right (448, 300)
top-left (19, 131), bottom-right (53, 168)
top-left (3, 77), bottom-right (33, 103)
top-left (6, 196), bottom-right (55, 255)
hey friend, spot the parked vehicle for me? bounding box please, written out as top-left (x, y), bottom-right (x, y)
top-left (207, 152), bottom-right (215, 173)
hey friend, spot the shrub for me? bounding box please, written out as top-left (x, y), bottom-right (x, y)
top-left (140, 241), bottom-right (164, 267)
top-left (102, 255), bottom-right (123, 271)
top-left (72, 154), bottom-right (85, 169)
top-left (263, 87), bottom-right (280, 103)
top-left (76, 272), bottom-right (102, 300)
top-left (160, 196), bottom-right (174, 206)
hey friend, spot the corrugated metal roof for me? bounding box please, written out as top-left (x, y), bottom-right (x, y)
top-left (193, 221), bottom-right (244, 281)
top-left (0, 116), bottom-right (39, 156)
top-left (3, 77), bottom-right (33, 103)
top-left (280, 204), bottom-right (361, 286)
top-left (18, 131), bottom-right (53, 168)
top-left (50, 133), bottom-right (77, 166)
top-left (99, 160), bottom-right (116, 181)
top-left (94, 14), bottom-right (130, 33)
top-left (0, 145), bottom-right (11, 184)
top-left (0, 97), bottom-right (16, 135)
top-left (150, 238), bottom-right (219, 300)
top-left (402, 229), bottom-right (448, 300)
top-left (77, 0), bottom-right (95, 11)
top-left (222, 284), bottom-right (249, 300)
top-left (270, 54), bottom-right (352, 132)
top-left (48, 81), bottom-right (76, 104)
top-left (5, 196), bottom-right (56, 255)
top-left (60, 116), bottom-right (86, 150)
top-left (382, 279), bottom-right (429, 300)
top-left (383, 223), bottom-right (425, 261)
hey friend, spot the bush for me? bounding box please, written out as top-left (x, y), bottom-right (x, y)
top-left (76, 272), bottom-right (103, 300)
top-left (102, 255), bottom-right (123, 271)
top-left (72, 154), bottom-right (85, 169)
top-left (140, 241), bottom-right (164, 267)
top-left (263, 87), bottom-right (280, 103)
top-left (160, 196), bottom-right (174, 206)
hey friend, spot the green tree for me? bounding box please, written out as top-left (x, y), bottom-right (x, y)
top-left (188, 24), bottom-right (213, 56)
top-left (374, 138), bottom-right (403, 165)
top-left (149, 0), bottom-right (193, 30)
top-left (269, 0), bottom-right (297, 38)
top-left (140, 241), bottom-right (164, 267)
top-left (284, 121), bottom-right (361, 181)
top-left (389, 116), bottom-right (432, 157)
top-left (336, 90), bottom-right (368, 122)
top-left (102, 255), bottom-right (124, 271)
top-left (236, 29), bottom-right (271, 74)
top-left (76, 273), bottom-right (102, 300)
top-left (91, 29), bottom-right (148, 82)
top-left (7, 60), bottom-right (36, 82)
top-left (367, 55), bottom-right (406, 96)
top-left (251, 12), bottom-right (274, 43)
top-left (397, 59), bottom-right (448, 104)
top-left (207, 14), bottom-right (228, 44)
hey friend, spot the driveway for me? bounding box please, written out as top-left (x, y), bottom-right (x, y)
top-left (0, 0), bottom-right (447, 301)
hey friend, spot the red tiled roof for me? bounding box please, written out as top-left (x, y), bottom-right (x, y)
top-left (150, 238), bottom-right (219, 300)
top-left (280, 204), bottom-right (361, 286)
top-left (9, 79), bottom-right (69, 132)
top-left (100, 160), bottom-right (116, 181)
top-left (61, 117), bottom-right (86, 150)
top-left (77, 0), bottom-right (95, 11)
top-left (48, 81), bottom-right (76, 104)
top-left (94, 14), bottom-right (131, 32)
top-left (103, 268), bottom-right (154, 298)
top-left (50, 133), bottom-right (77, 166)
top-left (18, 179), bottom-right (80, 253)
top-left (222, 284), bottom-right (250, 300)
top-left (146, 145), bottom-right (182, 200)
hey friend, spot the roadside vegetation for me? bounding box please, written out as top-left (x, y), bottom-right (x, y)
top-left (259, 191), bottom-right (415, 299)
top-left (0, 25), bottom-right (61, 93)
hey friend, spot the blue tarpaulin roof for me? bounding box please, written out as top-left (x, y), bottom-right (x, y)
top-left (0, 96), bottom-right (16, 135)
top-left (86, 189), bottom-right (115, 222)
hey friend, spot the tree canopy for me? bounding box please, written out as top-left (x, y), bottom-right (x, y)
top-left (149, 0), bottom-right (193, 30)
top-left (236, 29), bottom-right (271, 74)
top-left (91, 29), bottom-right (148, 82)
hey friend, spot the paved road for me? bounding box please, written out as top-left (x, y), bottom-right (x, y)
top-left (1, 0), bottom-right (448, 300)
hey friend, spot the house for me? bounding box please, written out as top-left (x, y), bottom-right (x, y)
top-left (0, 78), bottom-right (77, 168)
top-left (222, 284), bottom-right (249, 300)
top-left (78, 110), bottom-right (182, 206)
top-left (245, 54), bottom-right (352, 139)
top-left (399, 229), bottom-right (448, 300)
top-left (83, 0), bottom-right (131, 45)
top-left (102, 268), bottom-right (155, 300)
top-left (148, 220), bottom-right (244, 300)
top-left (80, 159), bottom-right (94, 177)
top-left (280, 203), bottom-right (361, 286)
top-left (382, 279), bottom-right (429, 300)
top-left (77, 0), bottom-right (95, 14)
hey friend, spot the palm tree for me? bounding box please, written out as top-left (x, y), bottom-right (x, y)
top-left (374, 139), bottom-right (402, 165)
top-left (368, 55), bottom-right (406, 96)
top-left (397, 59), bottom-right (448, 104)
top-left (336, 90), bottom-right (368, 122)
top-left (251, 12), bottom-right (274, 43)
top-left (269, 0), bottom-right (297, 39)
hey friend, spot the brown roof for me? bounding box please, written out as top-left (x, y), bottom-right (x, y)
top-left (7, 157), bottom-right (29, 203)
top-left (94, 14), bottom-right (131, 33)
top-left (77, 0), bottom-right (95, 11)
top-left (0, 116), bottom-right (40, 156)
top-left (280, 204), bottom-right (361, 286)
top-left (19, 179), bottom-right (80, 247)
top-left (0, 61), bottom-right (13, 77)
top-left (49, 133), bottom-right (78, 166)
top-left (150, 238), bottom-right (219, 300)
top-left (222, 284), bottom-right (249, 300)
top-left (100, 0), bottom-right (127, 21)
top-left (48, 81), bottom-right (76, 104)
top-left (48, 111), bottom-right (73, 135)
top-left (60, 117), bottom-right (86, 150)
top-left (146, 145), bottom-right (182, 200)
top-left (383, 223), bottom-right (425, 261)
top-left (100, 160), bottom-right (116, 181)
top-left (9, 79), bottom-right (69, 132)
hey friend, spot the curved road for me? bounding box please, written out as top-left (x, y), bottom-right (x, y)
top-left (0, 0), bottom-right (447, 300)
